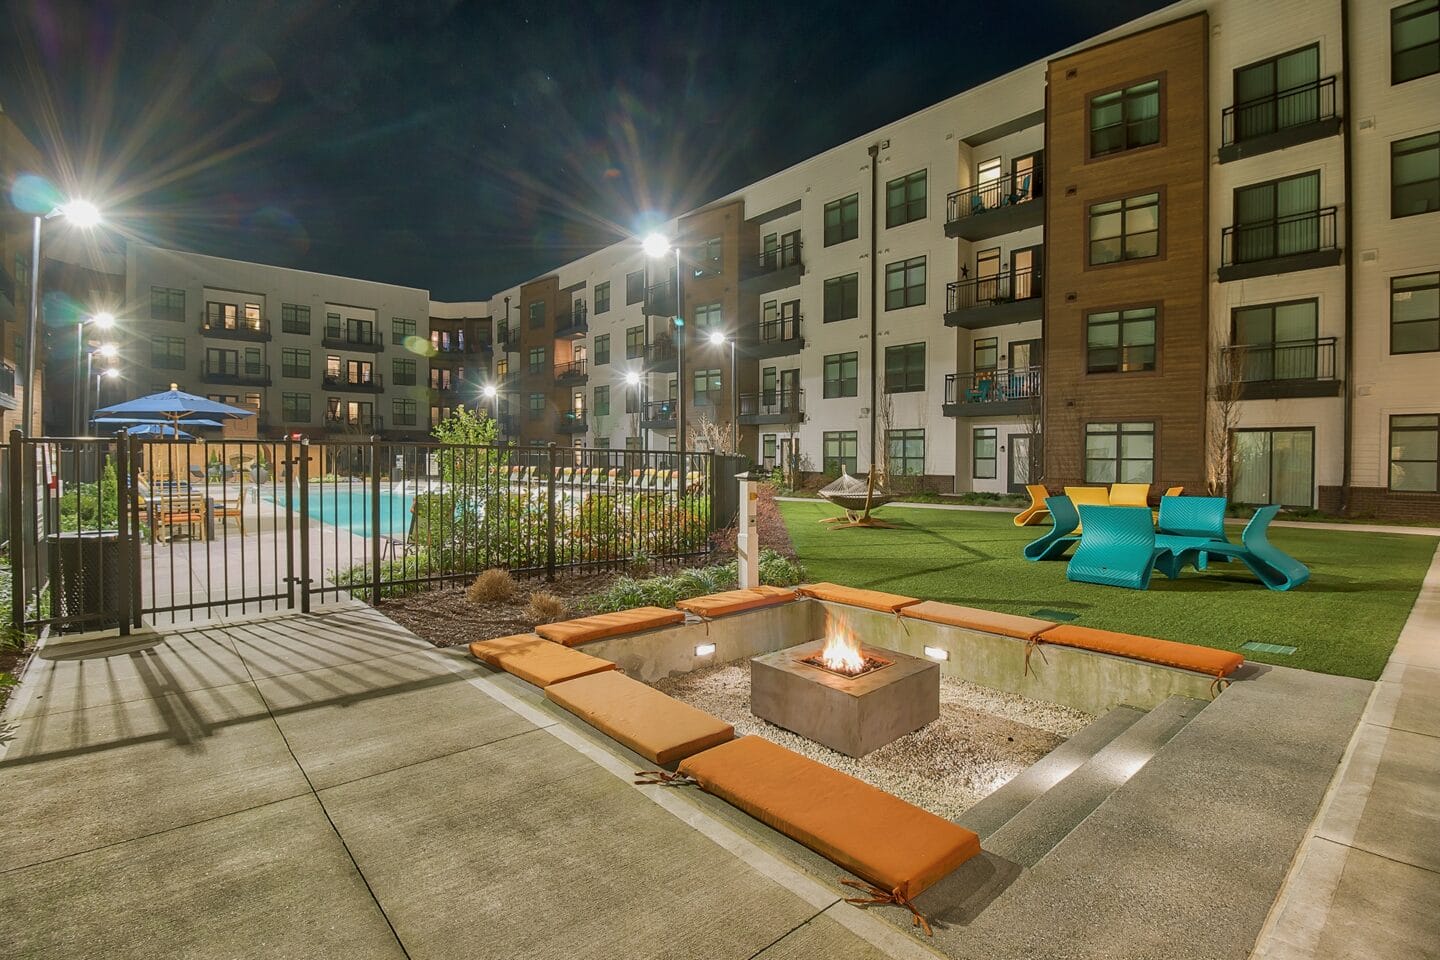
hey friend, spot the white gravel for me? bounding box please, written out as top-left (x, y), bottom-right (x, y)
top-left (653, 663), bottom-right (1093, 821)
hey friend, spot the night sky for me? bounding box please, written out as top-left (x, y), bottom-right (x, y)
top-left (2, 0), bottom-right (1175, 301)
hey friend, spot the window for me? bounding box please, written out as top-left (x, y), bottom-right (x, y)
top-left (150, 287), bottom-right (186, 323)
top-left (888, 429), bottom-right (925, 476)
top-left (824, 193), bottom-right (860, 245)
top-left (626, 270), bottom-right (645, 304)
top-left (1091, 80), bottom-right (1161, 156)
top-left (762, 434), bottom-right (777, 468)
top-left (823, 431), bottom-right (858, 474)
top-left (1233, 299), bottom-right (1319, 380)
top-left (392, 398), bottom-right (417, 427)
top-left (326, 313), bottom-right (341, 339)
top-left (973, 337), bottom-right (999, 372)
top-left (282, 348), bottom-right (311, 379)
top-left (1085, 422), bottom-right (1155, 483)
top-left (884, 342), bottom-right (926, 393)
top-left (392, 317), bottom-right (415, 344)
top-left (886, 170), bottom-right (927, 227)
top-left (594, 333), bottom-right (611, 365)
top-left (1233, 45), bottom-right (1321, 143)
top-left (393, 357), bottom-right (417, 385)
top-left (528, 346), bottom-right (545, 373)
top-left (884, 256), bottom-right (926, 310)
top-left (528, 300), bottom-right (546, 328)
top-left (430, 367), bottom-right (452, 389)
top-left (695, 237), bottom-right (723, 277)
top-left (326, 355), bottom-right (342, 380)
top-left (1390, 414), bottom-right (1439, 491)
top-left (1393, 0), bottom-right (1439, 84)
top-left (593, 385), bottom-right (610, 417)
top-left (281, 303), bottom-right (310, 334)
top-left (282, 393), bottom-right (311, 423)
top-left (1089, 193), bottom-right (1160, 264)
top-left (1232, 429), bottom-right (1314, 507)
top-left (824, 273), bottom-right (859, 323)
top-left (625, 325), bottom-right (644, 359)
top-left (527, 392), bottom-right (545, 418)
top-left (693, 302), bottom-right (723, 332)
top-left (1392, 272), bottom-right (1440, 354)
top-left (1392, 132), bottom-right (1440, 218)
top-left (594, 281), bottom-right (611, 314)
top-left (151, 336), bottom-right (186, 370)
top-left (1087, 307), bottom-right (1157, 374)
top-left (692, 368), bottom-right (722, 405)
top-left (823, 352), bottom-right (859, 398)
top-left (972, 428), bottom-right (997, 479)
top-left (1233, 171), bottom-right (1323, 261)
top-left (624, 384), bottom-right (639, 414)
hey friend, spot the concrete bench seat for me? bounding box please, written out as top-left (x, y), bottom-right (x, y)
top-left (468, 633), bottom-right (616, 687)
top-left (1038, 624), bottom-right (1244, 678)
top-left (901, 601), bottom-right (1056, 641)
top-left (535, 606), bottom-right (685, 647)
top-left (676, 586), bottom-right (798, 618)
top-left (677, 736), bottom-right (981, 929)
top-left (797, 582), bottom-right (921, 614)
top-left (545, 671), bottom-right (734, 765)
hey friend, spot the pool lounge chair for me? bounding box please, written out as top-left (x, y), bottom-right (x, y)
top-left (1175, 505), bottom-right (1310, 591)
top-left (1066, 505), bottom-right (1185, 590)
top-left (1156, 495), bottom-right (1230, 569)
top-left (1023, 495), bottom-right (1081, 561)
top-left (1014, 484), bottom-right (1051, 527)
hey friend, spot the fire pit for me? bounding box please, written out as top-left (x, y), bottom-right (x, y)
top-left (750, 616), bottom-right (940, 758)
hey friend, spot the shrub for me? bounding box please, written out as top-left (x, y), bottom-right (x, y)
top-left (586, 549), bottom-right (807, 613)
top-left (758, 549), bottom-right (807, 586)
top-left (466, 568), bottom-right (516, 604)
top-left (525, 590), bottom-right (567, 623)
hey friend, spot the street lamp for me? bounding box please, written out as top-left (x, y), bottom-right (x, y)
top-left (82, 342), bottom-right (119, 432)
top-left (624, 370), bottom-right (644, 450)
top-left (708, 330), bottom-right (738, 453)
top-left (74, 311), bottom-right (116, 434)
top-left (22, 198), bottom-right (103, 435)
top-left (481, 384), bottom-right (500, 431)
top-left (93, 364), bottom-right (121, 426)
top-left (643, 232), bottom-right (684, 457)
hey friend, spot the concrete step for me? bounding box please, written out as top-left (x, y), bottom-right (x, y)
top-left (982, 695), bottom-right (1208, 867)
top-left (958, 704), bottom-right (1146, 840)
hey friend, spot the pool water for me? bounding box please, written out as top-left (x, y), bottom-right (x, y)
top-left (267, 487), bottom-right (417, 538)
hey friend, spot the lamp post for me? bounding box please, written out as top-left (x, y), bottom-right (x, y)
top-left (481, 384), bottom-right (500, 433)
top-left (624, 370), bottom-right (644, 451)
top-left (74, 312), bottom-right (115, 434)
top-left (643, 232), bottom-right (684, 458)
top-left (708, 330), bottom-right (738, 453)
top-left (83, 341), bottom-right (119, 432)
top-left (22, 199), bottom-right (102, 436)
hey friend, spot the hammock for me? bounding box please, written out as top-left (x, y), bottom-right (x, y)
top-left (817, 468), bottom-right (896, 528)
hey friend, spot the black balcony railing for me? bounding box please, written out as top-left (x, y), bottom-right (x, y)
top-left (201, 360), bottom-right (271, 384)
top-left (738, 388), bottom-right (804, 420)
top-left (200, 315), bottom-right (270, 339)
top-left (947, 268), bottom-right (1043, 312)
top-left (431, 341), bottom-right (470, 355)
top-left (947, 163), bottom-right (1045, 223)
top-left (324, 413), bottom-right (383, 432)
top-left (645, 340), bottom-right (678, 367)
top-left (322, 372), bottom-right (384, 391)
top-left (1222, 76), bottom-right (1337, 148)
top-left (1222, 207), bottom-right (1338, 266)
top-left (757, 314), bottom-right (802, 344)
top-left (556, 305), bottom-right (589, 336)
top-left (754, 240), bottom-right (803, 274)
top-left (322, 327), bottom-right (383, 350)
top-left (641, 399), bottom-right (677, 424)
top-left (555, 358), bottom-right (589, 381)
top-left (1224, 337), bottom-right (1337, 383)
top-left (556, 411), bottom-right (588, 433)
top-left (944, 366), bottom-right (1043, 405)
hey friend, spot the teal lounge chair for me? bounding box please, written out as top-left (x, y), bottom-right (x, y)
top-left (1023, 495), bottom-right (1081, 561)
top-left (1067, 505), bottom-right (1183, 590)
top-left (1180, 505), bottom-right (1310, 591)
top-left (1156, 495), bottom-right (1231, 569)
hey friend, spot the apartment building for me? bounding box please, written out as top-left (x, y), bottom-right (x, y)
top-left (1, 104), bottom-right (46, 435)
top-left (483, 0), bottom-right (1440, 519)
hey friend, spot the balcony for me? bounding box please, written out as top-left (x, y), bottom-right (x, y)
top-left (321, 328), bottom-right (384, 352)
top-left (430, 341), bottom-right (472, 359)
top-left (555, 305), bottom-right (589, 339)
top-left (554, 358), bottom-right (589, 384)
top-left (555, 411), bottom-right (588, 435)
top-left (498, 328), bottom-right (519, 353)
top-left (640, 399), bottom-right (677, 431)
top-left (740, 241), bottom-right (803, 296)
top-left (945, 268), bottom-right (1043, 329)
top-left (201, 360), bottom-right (271, 387)
top-left (1219, 77), bottom-right (1341, 164)
top-left (942, 367), bottom-right (1042, 417)
top-left (744, 315), bottom-right (804, 360)
top-left (643, 339), bottom-right (678, 373)
top-left (945, 160), bottom-right (1045, 241)
top-left (200, 315), bottom-right (271, 342)
top-left (1219, 207), bottom-right (1341, 282)
top-left (737, 388), bottom-right (804, 426)
top-left (646, 278), bottom-right (678, 319)
top-left (0, 361), bottom-right (16, 409)
top-left (1221, 337), bottom-right (1341, 400)
top-left (323, 413), bottom-right (384, 433)
top-left (429, 379), bottom-right (461, 397)
top-left (322, 371), bottom-right (385, 393)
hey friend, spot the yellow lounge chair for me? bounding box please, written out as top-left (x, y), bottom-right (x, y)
top-left (1014, 484), bottom-right (1052, 527)
top-left (1109, 483), bottom-right (1151, 508)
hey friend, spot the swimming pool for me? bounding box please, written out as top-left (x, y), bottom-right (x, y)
top-left (267, 486), bottom-right (418, 538)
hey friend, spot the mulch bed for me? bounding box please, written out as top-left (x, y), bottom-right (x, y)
top-left (379, 571), bottom-right (620, 648)
top-left (0, 647), bottom-right (31, 718)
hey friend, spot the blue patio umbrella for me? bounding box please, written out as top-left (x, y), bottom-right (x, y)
top-left (92, 417), bottom-right (225, 429)
top-left (94, 387), bottom-right (256, 432)
top-left (120, 423), bottom-right (195, 439)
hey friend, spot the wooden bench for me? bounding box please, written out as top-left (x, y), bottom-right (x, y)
top-left (469, 633), bottom-right (616, 687)
top-left (676, 586), bottom-right (798, 618)
top-left (900, 601), bottom-right (1056, 641)
top-left (545, 671), bottom-right (733, 765)
top-left (796, 582), bottom-right (921, 614)
top-left (1037, 624), bottom-right (1244, 678)
top-left (535, 606), bottom-right (685, 647)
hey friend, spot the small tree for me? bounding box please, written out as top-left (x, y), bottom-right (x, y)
top-left (1016, 386), bottom-right (1045, 486)
top-left (431, 405), bottom-right (501, 482)
top-left (1207, 334), bottom-right (1246, 496)
top-left (687, 414), bottom-right (736, 455)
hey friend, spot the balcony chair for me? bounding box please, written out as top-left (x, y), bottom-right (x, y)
top-left (969, 194), bottom-right (987, 216)
top-left (964, 379), bottom-right (994, 404)
top-left (1004, 173), bottom-right (1033, 206)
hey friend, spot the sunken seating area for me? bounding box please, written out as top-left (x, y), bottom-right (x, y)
top-left (535, 606), bottom-right (685, 646)
top-left (1038, 624), bottom-right (1244, 678)
top-left (545, 670), bottom-right (735, 764)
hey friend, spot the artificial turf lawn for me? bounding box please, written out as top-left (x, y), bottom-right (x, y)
top-left (779, 500), bottom-right (1436, 680)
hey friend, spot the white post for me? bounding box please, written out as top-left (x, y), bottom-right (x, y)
top-left (737, 474), bottom-right (759, 589)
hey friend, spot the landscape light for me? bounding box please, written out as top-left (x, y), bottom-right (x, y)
top-left (695, 642), bottom-right (716, 657)
top-left (923, 646), bottom-right (950, 662)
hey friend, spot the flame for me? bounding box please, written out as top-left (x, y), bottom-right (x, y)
top-left (821, 615), bottom-right (865, 674)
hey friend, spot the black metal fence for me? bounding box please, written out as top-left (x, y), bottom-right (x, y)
top-left (7, 431), bottom-right (717, 634)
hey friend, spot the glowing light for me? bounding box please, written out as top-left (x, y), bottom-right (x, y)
top-left (97, 343), bottom-right (118, 359)
top-left (624, 371), bottom-right (641, 386)
top-left (708, 330), bottom-right (726, 346)
top-left (91, 312), bottom-right (116, 329)
top-left (482, 385), bottom-right (498, 399)
top-left (101, 367), bottom-right (121, 379)
top-left (923, 646), bottom-right (949, 662)
top-left (695, 642), bottom-right (716, 657)
top-left (60, 200), bottom-right (102, 228)
top-left (641, 232), bottom-right (670, 259)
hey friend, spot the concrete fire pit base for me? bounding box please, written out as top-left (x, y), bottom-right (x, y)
top-left (750, 640), bottom-right (939, 758)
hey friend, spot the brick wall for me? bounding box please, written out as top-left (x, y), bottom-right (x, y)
top-left (1318, 486), bottom-right (1440, 523)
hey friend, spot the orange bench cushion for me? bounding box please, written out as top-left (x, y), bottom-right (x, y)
top-left (468, 633), bottom-right (616, 687)
top-left (901, 601), bottom-right (1056, 641)
top-left (1038, 624), bottom-right (1244, 678)
top-left (679, 736), bottom-right (980, 901)
top-left (797, 582), bottom-right (921, 614)
top-left (545, 671), bottom-right (734, 765)
top-left (677, 587), bottom-right (798, 618)
top-left (535, 606), bottom-right (685, 647)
